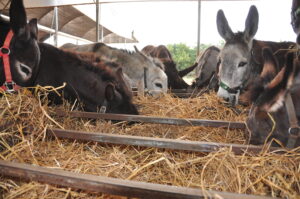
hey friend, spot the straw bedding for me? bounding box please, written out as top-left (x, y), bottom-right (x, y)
top-left (0, 89), bottom-right (299, 199)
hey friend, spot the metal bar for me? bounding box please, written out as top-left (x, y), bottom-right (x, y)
top-left (96, 0), bottom-right (100, 42)
top-left (100, 3), bottom-right (104, 42)
top-left (133, 92), bottom-right (198, 98)
top-left (22, 0), bottom-right (256, 8)
top-left (53, 6), bottom-right (59, 47)
top-left (196, 0), bottom-right (201, 56)
top-left (47, 128), bottom-right (280, 155)
top-left (0, 160), bottom-right (274, 199)
top-left (54, 110), bottom-right (246, 129)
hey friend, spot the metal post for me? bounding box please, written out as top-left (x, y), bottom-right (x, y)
top-left (100, 3), bottom-right (103, 42)
top-left (197, 0), bottom-right (202, 57)
top-left (53, 6), bottom-right (59, 47)
top-left (96, 0), bottom-right (100, 42)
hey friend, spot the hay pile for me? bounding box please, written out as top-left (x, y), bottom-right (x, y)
top-left (0, 89), bottom-right (299, 199)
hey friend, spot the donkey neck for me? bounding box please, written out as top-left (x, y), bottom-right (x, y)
top-left (100, 45), bottom-right (140, 66)
top-left (36, 43), bottom-right (115, 111)
top-left (248, 39), bottom-right (295, 86)
top-left (252, 39), bottom-right (295, 66)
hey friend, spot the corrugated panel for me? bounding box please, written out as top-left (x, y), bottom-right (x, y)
top-left (0, 0), bottom-right (138, 43)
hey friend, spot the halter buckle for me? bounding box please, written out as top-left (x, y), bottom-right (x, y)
top-left (219, 81), bottom-right (241, 94)
top-left (0, 47), bottom-right (10, 55)
top-left (4, 81), bottom-right (16, 93)
top-left (99, 106), bottom-right (107, 113)
top-left (288, 127), bottom-right (300, 136)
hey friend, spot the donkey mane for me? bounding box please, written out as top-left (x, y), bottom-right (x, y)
top-left (0, 17), bottom-right (10, 39)
top-left (92, 42), bottom-right (164, 70)
top-left (93, 42), bottom-right (135, 56)
top-left (57, 47), bottom-right (118, 83)
top-left (63, 49), bottom-right (119, 69)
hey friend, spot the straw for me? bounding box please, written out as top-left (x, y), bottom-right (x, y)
top-left (0, 88), bottom-right (299, 199)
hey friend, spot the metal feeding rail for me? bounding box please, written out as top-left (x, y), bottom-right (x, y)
top-left (54, 110), bottom-right (246, 129)
top-left (1, 111), bottom-right (281, 198)
top-left (131, 88), bottom-right (206, 98)
top-left (0, 160), bottom-right (277, 199)
top-left (51, 111), bottom-right (279, 154)
top-left (46, 128), bottom-right (280, 155)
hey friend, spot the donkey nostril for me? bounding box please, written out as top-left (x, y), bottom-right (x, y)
top-left (223, 97), bottom-right (230, 102)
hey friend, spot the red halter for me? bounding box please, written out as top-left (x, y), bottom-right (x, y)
top-left (0, 30), bottom-right (20, 92)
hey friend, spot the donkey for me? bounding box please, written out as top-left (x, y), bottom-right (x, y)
top-left (141, 45), bottom-right (198, 89)
top-left (245, 48), bottom-right (300, 148)
top-left (216, 5), bottom-right (295, 106)
top-left (292, 0), bottom-right (300, 36)
top-left (0, 0), bottom-right (138, 115)
top-left (192, 46), bottom-right (220, 90)
top-left (61, 43), bottom-right (168, 96)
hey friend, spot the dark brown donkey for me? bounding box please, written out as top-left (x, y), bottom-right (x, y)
top-left (0, 0), bottom-right (138, 115)
top-left (216, 5), bottom-right (295, 106)
top-left (245, 48), bottom-right (300, 148)
top-left (142, 45), bottom-right (198, 89)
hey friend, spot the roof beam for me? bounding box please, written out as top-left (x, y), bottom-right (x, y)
top-left (23, 0), bottom-right (256, 8)
top-left (0, 14), bottom-right (92, 43)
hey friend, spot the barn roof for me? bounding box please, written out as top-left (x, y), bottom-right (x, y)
top-left (0, 0), bottom-right (138, 43)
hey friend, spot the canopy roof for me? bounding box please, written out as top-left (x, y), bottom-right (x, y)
top-left (0, 0), bottom-right (138, 43)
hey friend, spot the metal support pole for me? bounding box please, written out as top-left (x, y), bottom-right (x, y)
top-left (100, 3), bottom-right (103, 42)
top-left (96, 0), bottom-right (100, 42)
top-left (53, 6), bottom-right (59, 47)
top-left (197, 0), bottom-right (202, 57)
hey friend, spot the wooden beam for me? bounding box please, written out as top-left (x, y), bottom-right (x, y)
top-left (46, 128), bottom-right (279, 155)
top-left (54, 110), bottom-right (246, 130)
top-left (0, 160), bottom-right (276, 199)
top-left (22, 0), bottom-right (256, 8)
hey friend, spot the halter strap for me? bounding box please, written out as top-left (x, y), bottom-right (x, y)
top-left (144, 67), bottom-right (148, 89)
top-left (285, 93), bottom-right (300, 148)
top-left (99, 99), bottom-right (108, 113)
top-left (0, 30), bottom-right (21, 92)
top-left (219, 81), bottom-right (241, 94)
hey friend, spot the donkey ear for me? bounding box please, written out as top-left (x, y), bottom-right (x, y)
top-left (216, 9), bottom-right (234, 41)
top-left (105, 83), bottom-right (116, 101)
top-left (116, 67), bottom-right (123, 75)
top-left (10, 0), bottom-right (27, 35)
top-left (115, 67), bottom-right (133, 99)
top-left (260, 48), bottom-right (279, 81)
top-left (28, 18), bottom-right (38, 39)
top-left (244, 5), bottom-right (259, 41)
top-left (134, 45), bottom-right (149, 60)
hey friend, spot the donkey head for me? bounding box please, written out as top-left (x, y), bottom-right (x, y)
top-left (5, 0), bottom-right (40, 86)
top-left (103, 68), bottom-right (139, 115)
top-left (194, 46), bottom-right (220, 88)
top-left (246, 48), bottom-right (299, 146)
top-left (134, 46), bottom-right (168, 95)
top-left (216, 5), bottom-right (259, 106)
top-left (292, 0), bottom-right (300, 35)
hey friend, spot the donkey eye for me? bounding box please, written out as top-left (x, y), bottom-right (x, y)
top-left (295, 8), bottom-right (300, 17)
top-left (155, 83), bottom-right (163, 88)
top-left (238, 62), bottom-right (247, 67)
